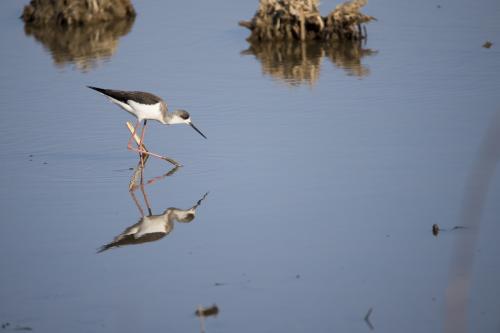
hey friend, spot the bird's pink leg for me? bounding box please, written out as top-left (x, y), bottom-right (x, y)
top-left (138, 120), bottom-right (147, 151)
top-left (131, 121), bottom-right (162, 159)
top-left (126, 120), bottom-right (182, 166)
top-left (130, 145), bottom-right (181, 166)
top-left (138, 120), bottom-right (148, 166)
top-left (130, 146), bottom-right (172, 160)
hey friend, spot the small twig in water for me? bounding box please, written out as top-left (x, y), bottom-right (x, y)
top-left (450, 226), bottom-right (467, 231)
top-left (432, 223), bottom-right (467, 237)
top-left (364, 307), bottom-right (374, 330)
top-left (197, 305), bottom-right (206, 333)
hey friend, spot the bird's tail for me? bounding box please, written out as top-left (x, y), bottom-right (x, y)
top-left (87, 86), bottom-right (106, 94)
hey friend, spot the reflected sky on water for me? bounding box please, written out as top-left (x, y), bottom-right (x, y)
top-left (0, 0), bottom-right (500, 332)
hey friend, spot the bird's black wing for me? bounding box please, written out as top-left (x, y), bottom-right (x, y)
top-left (97, 232), bottom-right (166, 253)
top-left (87, 86), bottom-right (162, 105)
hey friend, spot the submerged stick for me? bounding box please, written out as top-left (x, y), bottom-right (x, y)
top-left (126, 121), bottom-right (149, 152)
top-left (197, 305), bottom-right (206, 333)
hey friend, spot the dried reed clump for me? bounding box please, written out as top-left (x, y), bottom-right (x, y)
top-left (21, 0), bottom-right (136, 26)
top-left (239, 0), bottom-right (375, 42)
top-left (241, 40), bottom-right (376, 85)
top-left (24, 18), bottom-right (134, 72)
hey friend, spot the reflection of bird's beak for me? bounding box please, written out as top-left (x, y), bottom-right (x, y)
top-left (193, 192), bottom-right (209, 209)
top-left (189, 122), bottom-right (207, 139)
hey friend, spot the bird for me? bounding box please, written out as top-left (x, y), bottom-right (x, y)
top-left (87, 86), bottom-right (206, 162)
top-left (98, 192), bottom-right (209, 253)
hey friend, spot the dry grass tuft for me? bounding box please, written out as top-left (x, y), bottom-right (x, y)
top-left (21, 0), bottom-right (136, 26)
top-left (239, 0), bottom-right (375, 42)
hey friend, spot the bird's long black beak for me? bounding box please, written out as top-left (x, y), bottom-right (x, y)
top-left (190, 122), bottom-right (207, 139)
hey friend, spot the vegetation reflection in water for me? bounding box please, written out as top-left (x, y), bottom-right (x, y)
top-left (24, 18), bottom-right (135, 72)
top-left (241, 40), bottom-right (377, 86)
top-left (98, 157), bottom-right (209, 253)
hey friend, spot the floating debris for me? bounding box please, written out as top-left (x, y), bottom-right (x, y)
top-left (432, 223), bottom-right (440, 236)
top-left (482, 41), bottom-right (493, 49)
top-left (432, 224), bottom-right (467, 237)
top-left (239, 0), bottom-right (376, 42)
top-left (196, 304), bottom-right (219, 333)
top-left (1, 323), bottom-right (32, 331)
top-left (195, 304), bottom-right (219, 317)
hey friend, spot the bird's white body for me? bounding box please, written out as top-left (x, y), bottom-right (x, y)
top-left (107, 96), bottom-right (164, 123)
top-left (128, 101), bottom-right (163, 123)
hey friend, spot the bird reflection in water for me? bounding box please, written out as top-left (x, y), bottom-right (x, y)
top-left (98, 158), bottom-right (208, 253)
top-left (241, 40), bottom-right (377, 86)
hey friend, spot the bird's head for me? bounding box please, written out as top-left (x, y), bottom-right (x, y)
top-left (170, 109), bottom-right (207, 139)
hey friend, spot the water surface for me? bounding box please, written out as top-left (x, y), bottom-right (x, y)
top-left (0, 0), bottom-right (500, 332)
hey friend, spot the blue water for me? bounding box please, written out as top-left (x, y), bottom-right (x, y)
top-left (0, 0), bottom-right (499, 332)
